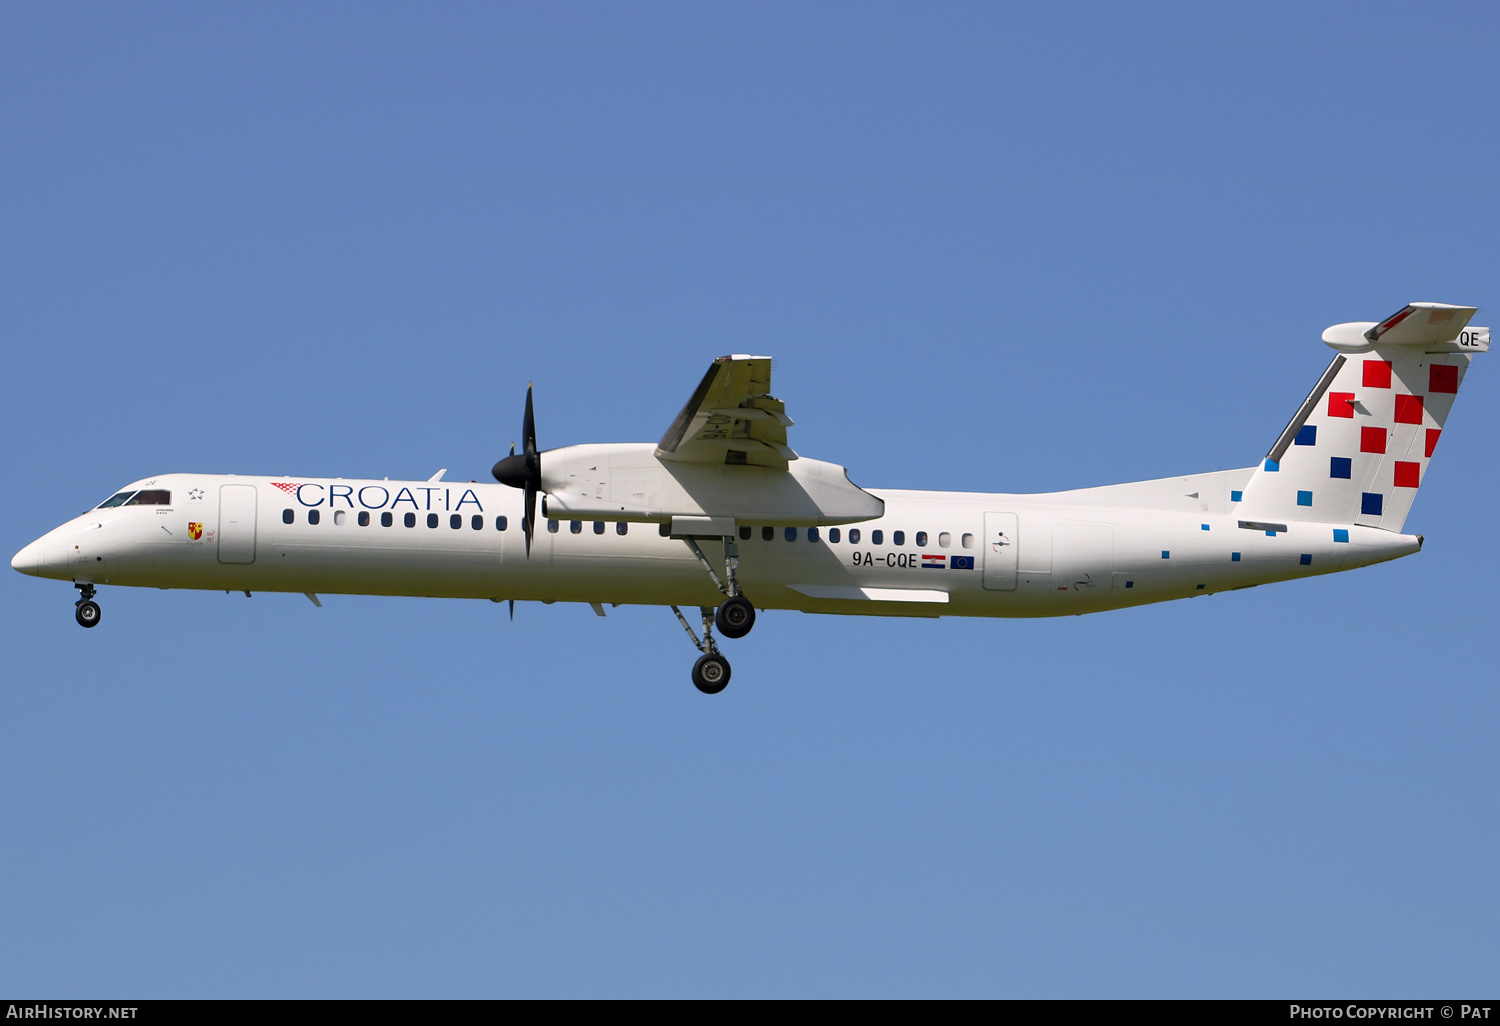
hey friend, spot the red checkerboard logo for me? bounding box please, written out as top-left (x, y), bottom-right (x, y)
top-left (1429, 364), bottom-right (1458, 394)
top-left (1393, 462), bottom-right (1420, 488)
top-left (270, 482), bottom-right (299, 494)
top-left (1328, 391), bottom-right (1355, 418)
top-left (1394, 394), bottom-right (1424, 425)
top-left (1363, 360), bottom-right (1392, 388)
top-left (1360, 427), bottom-right (1386, 454)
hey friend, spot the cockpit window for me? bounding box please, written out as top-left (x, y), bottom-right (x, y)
top-left (124, 490), bottom-right (171, 506)
top-left (97, 491), bottom-right (136, 508)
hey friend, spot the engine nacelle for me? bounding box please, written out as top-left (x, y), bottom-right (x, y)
top-left (539, 443), bottom-right (884, 526)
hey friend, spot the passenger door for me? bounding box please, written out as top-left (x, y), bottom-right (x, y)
top-left (218, 485), bottom-right (257, 564)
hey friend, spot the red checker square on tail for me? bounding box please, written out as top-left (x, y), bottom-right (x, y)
top-left (1360, 426), bottom-right (1387, 454)
top-left (1429, 364), bottom-right (1459, 394)
top-left (1394, 394), bottom-right (1424, 424)
top-left (1327, 391), bottom-right (1356, 418)
top-left (1425, 428), bottom-right (1441, 458)
top-left (1363, 360), bottom-right (1392, 388)
top-left (1393, 461), bottom-right (1420, 488)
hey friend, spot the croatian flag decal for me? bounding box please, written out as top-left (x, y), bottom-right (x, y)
top-left (949, 556), bottom-right (975, 570)
top-left (921, 554), bottom-right (946, 569)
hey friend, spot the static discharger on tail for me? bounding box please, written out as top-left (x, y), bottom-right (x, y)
top-left (12, 303), bottom-right (1488, 693)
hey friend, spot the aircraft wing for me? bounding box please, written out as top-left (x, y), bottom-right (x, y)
top-left (656, 355), bottom-right (797, 468)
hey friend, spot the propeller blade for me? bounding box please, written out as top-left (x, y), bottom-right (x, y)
top-left (523, 482), bottom-right (537, 557)
top-left (509, 599), bottom-right (514, 621)
top-left (492, 383), bottom-right (541, 560)
top-left (522, 384), bottom-right (537, 458)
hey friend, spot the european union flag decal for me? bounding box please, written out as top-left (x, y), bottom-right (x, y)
top-left (950, 556), bottom-right (975, 570)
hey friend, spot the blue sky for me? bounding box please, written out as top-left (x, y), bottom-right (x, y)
top-left (3, 2), bottom-right (1497, 997)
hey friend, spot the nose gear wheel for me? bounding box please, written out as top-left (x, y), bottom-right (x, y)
top-left (73, 581), bottom-right (100, 628)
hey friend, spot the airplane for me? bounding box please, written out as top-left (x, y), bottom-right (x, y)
top-left (11, 302), bottom-right (1489, 694)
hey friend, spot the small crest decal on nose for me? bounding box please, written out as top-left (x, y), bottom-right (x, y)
top-left (188, 522), bottom-right (203, 540)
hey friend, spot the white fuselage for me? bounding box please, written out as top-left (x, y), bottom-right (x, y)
top-left (12, 469), bottom-right (1420, 618)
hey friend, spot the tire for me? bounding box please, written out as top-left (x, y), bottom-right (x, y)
top-left (715, 595), bottom-right (756, 639)
top-left (75, 600), bottom-right (101, 628)
top-left (691, 653), bottom-right (731, 694)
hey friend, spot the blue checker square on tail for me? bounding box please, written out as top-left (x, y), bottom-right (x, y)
top-left (1295, 425), bottom-right (1317, 446)
top-left (1265, 459), bottom-right (1280, 472)
top-left (1362, 492), bottom-right (1383, 516)
top-left (1297, 490), bottom-right (1313, 507)
top-left (1300, 554), bottom-right (1312, 566)
top-left (1231, 552), bottom-right (1241, 562)
top-left (1330, 457), bottom-right (1351, 479)
top-left (1201, 523), bottom-right (1209, 531)
top-left (1161, 550), bottom-right (1170, 559)
top-left (1231, 490), bottom-right (1242, 502)
top-left (1333, 529), bottom-right (1349, 543)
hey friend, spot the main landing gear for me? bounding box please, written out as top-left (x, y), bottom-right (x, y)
top-left (74, 582), bottom-right (101, 628)
top-left (674, 532), bottom-right (758, 693)
top-left (673, 606), bottom-right (731, 694)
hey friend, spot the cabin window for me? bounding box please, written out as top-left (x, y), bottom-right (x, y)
top-left (549, 519), bottom-right (560, 533)
top-left (893, 530), bottom-right (905, 546)
top-left (424, 513), bottom-right (437, 528)
top-left (616, 522), bottom-right (628, 535)
top-left (308, 509), bottom-right (321, 525)
top-left (848, 528), bottom-right (860, 544)
top-left (124, 489), bottom-right (171, 506)
top-left (282, 509), bottom-right (294, 525)
top-left (404, 512), bottom-right (416, 528)
top-left (97, 492), bottom-right (136, 508)
top-left (334, 510), bottom-right (347, 526)
top-left (739, 526), bottom-right (751, 540)
top-left (570, 520), bottom-right (582, 534)
top-left (808, 527), bottom-right (820, 542)
top-left (784, 527), bottom-right (797, 541)
top-left (872, 530), bottom-right (883, 545)
top-left (469, 515), bottom-right (481, 530)
top-left (939, 532), bottom-right (951, 548)
top-left (594, 521), bottom-right (605, 534)
top-left (382, 512), bottom-right (394, 527)
top-left (762, 526), bottom-right (774, 541)
top-left (496, 515), bottom-right (508, 531)
top-left (659, 523), bottom-right (670, 537)
top-left (915, 531), bottom-right (928, 546)
top-left (829, 528), bottom-right (841, 543)
top-left (450, 514), bottom-right (461, 529)
top-left (961, 533), bottom-right (974, 548)
top-left (359, 511), bottom-right (370, 527)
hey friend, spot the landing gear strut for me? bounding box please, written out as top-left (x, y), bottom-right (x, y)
top-left (682, 534), bottom-right (757, 640)
top-left (672, 605), bottom-right (731, 694)
top-left (74, 582), bottom-right (101, 629)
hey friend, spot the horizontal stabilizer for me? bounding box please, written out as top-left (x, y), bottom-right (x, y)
top-left (1324, 303), bottom-right (1487, 352)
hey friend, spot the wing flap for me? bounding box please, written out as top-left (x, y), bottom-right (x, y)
top-left (656, 356), bottom-right (796, 468)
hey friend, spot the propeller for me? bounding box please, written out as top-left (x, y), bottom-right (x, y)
top-left (491, 384), bottom-right (540, 556)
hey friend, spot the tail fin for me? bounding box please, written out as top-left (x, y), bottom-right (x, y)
top-left (1236, 303), bottom-right (1488, 533)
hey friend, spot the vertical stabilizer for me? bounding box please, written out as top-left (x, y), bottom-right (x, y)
top-left (1236, 304), bottom-right (1487, 534)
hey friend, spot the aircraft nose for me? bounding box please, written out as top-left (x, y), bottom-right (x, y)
top-left (11, 539), bottom-right (41, 576)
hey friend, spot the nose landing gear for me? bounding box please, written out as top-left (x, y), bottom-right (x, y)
top-left (74, 582), bottom-right (101, 628)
